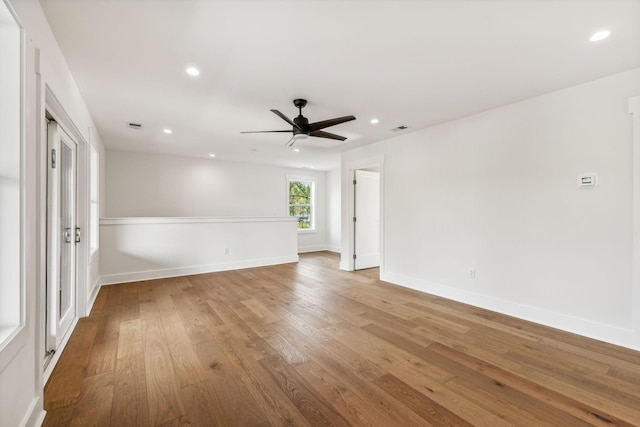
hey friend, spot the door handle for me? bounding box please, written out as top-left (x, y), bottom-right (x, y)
top-left (75, 227), bottom-right (81, 243)
top-left (64, 228), bottom-right (72, 243)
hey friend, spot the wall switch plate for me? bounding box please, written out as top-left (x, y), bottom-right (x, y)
top-left (468, 268), bottom-right (476, 279)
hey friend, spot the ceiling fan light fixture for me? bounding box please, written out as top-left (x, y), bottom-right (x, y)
top-left (242, 99), bottom-right (355, 146)
top-left (287, 133), bottom-right (309, 147)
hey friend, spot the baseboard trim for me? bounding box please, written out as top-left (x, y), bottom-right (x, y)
top-left (100, 255), bottom-right (300, 286)
top-left (298, 245), bottom-right (330, 253)
top-left (43, 315), bottom-right (79, 384)
top-left (298, 245), bottom-right (341, 254)
top-left (381, 271), bottom-right (639, 351)
top-left (86, 276), bottom-right (101, 316)
top-left (20, 396), bottom-right (44, 427)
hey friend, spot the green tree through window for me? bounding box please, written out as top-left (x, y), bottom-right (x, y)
top-left (289, 180), bottom-right (313, 229)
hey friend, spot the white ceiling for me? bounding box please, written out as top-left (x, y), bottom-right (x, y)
top-left (39, 0), bottom-right (640, 171)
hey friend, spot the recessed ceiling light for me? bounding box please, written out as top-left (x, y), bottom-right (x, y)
top-left (186, 67), bottom-right (200, 76)
top-left (163, 128), bottom-right (172, 134)
top-left (370, 118), bottom-right (379, 124)
top-left (209, 154), bottom-right (216, 158)
top-left (589, 30), bottom-right (611, 42)
top-left (293, 148), bottom-right (300, 152)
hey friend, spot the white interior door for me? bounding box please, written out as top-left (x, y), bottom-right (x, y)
top-left (354, 169), bottom-right (380, 270)
top-left (46, 122), bottom-right (77, 352)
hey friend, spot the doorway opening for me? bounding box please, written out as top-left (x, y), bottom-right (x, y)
top-left (343, 156), bottom-right (384, 273)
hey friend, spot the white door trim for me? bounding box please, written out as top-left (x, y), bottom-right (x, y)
top-left (342, 155), bottom-right (385, 272)
top-left (39, 83), bottom-right (90, 370)
top-left (629, 95), bottom-right (640, 349)
top-left (46, 122), bottom-right (77, 351)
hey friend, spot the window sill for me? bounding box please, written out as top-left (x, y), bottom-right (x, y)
top-left (0, 324), bottom-right (26, 374)
top-left (297, 229), bottom-right (317, 234)
top-left (0, 325), bottom-right (18, 350)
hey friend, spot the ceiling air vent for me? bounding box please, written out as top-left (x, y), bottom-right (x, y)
top-left (127, 122), bottom-right (144, 130)
top-left (391, 125), bottom-right (409, 132)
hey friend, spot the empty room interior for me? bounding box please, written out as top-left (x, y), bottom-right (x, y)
top-left (2, 0), bottom-right (640, 425)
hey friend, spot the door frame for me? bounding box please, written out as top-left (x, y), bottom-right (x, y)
top-left (342, 155), bottom-right (385, 273)
top-left (46, 121), bottom-right (78, 352)
top-left (38, 81), bottom-right (90, 378)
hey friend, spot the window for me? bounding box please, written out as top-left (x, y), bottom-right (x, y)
top-left (89, 145), bottom-right (99, 254)
top-left (0, 0), bottom-right (24, 349)
top-left (287, 176), bottom-right (316, 231)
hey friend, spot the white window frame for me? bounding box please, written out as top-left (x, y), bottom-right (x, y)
top-left (0, 0), bottom-right (26, 371)
top-left (89, 144), bottom-right (99, 256)
top-left (286, 175), bottom-right (317, 233)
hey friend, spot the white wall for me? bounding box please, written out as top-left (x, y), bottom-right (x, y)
top-left (343, 68), bottom-right (640, 349)
top-left (0, 1), bottom-right (107, 425)
top-left (326, 168), bottom-right (341, 252)
top-left (106, 150), bottom-right (330, 252)
top-left (100, 217), bottom-right (298, 285)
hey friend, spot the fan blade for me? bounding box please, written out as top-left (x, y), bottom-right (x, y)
top-left (310, 130), bottom-right (347, 141)
top-left (309, 115), bottom-right (356, 132)
top-left (271, 109), bottom-right (302, 130)
top-left (241, 130), bottom-right (292, 134)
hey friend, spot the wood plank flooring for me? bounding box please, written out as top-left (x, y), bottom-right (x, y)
top-left (43, 252), bottom-right (640, 426)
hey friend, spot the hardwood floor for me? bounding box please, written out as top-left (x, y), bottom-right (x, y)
top-left (43, 252), bottom-right (640, 426)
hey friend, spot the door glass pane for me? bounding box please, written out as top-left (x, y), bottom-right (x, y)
top-left (59, 143), bottom-right (73, 318)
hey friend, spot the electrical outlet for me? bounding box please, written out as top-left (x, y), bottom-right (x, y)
top-left (224, 248), bottom-right (230, 254)
top-left (468, 268), bottom-right (475, 279)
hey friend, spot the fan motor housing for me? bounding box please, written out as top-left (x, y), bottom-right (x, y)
top-left (293, 115), bottom-right (310, 135)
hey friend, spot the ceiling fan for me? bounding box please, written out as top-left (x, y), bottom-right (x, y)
top-left (241, 99), bottom-right (356, 146)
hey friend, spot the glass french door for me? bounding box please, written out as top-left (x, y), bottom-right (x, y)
top-left (46, 121), bottom-right (77, 352)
